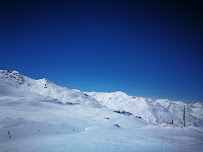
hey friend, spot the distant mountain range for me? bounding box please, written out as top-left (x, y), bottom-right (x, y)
top-left (0, 70), bottom-right (202, 127)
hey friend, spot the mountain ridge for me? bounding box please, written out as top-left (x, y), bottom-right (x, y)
top-left (0, 70), bottom-right (202, 127)
top-left (0, 70), bottom-right (100, 107)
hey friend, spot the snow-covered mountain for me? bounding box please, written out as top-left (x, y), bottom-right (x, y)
top-left (0, 70), bottom-right (202, 127)
top-left (0, 70), bottom-right (99, 107)
top-left (85, 92), bottom-right (203, 127)
top-left (0, 70), bottom-right (203, 152)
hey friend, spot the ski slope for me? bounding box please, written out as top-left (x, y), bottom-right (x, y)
top-left (0, 70), bottom-right (203, 152)
top-left (85, 92), bottom-right (203, 127)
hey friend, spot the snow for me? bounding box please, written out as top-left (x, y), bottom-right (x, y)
top-left (0, 70), bottom-right (203, 152)
top-left (0, 70), bottom-right (99, 108)
top-left (85, 92), bottom-right (203, 127)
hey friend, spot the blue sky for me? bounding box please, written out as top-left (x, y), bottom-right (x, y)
top-left (0, 0), bottom-right (202, 103)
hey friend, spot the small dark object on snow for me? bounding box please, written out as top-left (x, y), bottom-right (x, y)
top-left (113, 110), bottom-right (133, 116)
top-left (105, 117), bottom-right (110, 120)
top-left (44, 84), bottom-right (47, 88)
top-left (114, 110), bottom-right (120, 113)
top-left (66, 102), bottom-right (74, 105)
top-left (66, 102), bottom-right (80, 105)
top-left (84, 94), bottom-right (89, 97)
top-left (114, 124), bottom-right (121, 128)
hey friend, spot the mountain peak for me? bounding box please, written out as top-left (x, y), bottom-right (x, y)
top-left (12, 70), bottom-right (20, 74)
top-left (39, 78), bottom-right (51, 83)
top-left (0, 70), bottom-right (202, 127)
top-left (0, 70), bottom-right (19, 74)
top-left (0, 70), bottom-right (100, 108)
top-left (0, 70), bottom-right (24, 85)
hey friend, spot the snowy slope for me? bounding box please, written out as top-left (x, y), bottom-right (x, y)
top-left (0, 70), bottom-right (99, 107)
top-left (1, 70), bottom-right (202, 127)
top-left (85, 92), bottom-right (203, 127)
top-left (0, 70), bottom-right (203, 152)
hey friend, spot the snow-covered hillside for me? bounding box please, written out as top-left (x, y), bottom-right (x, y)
top-left (0, 70), bottom-right (203, 152)
top-left (0, 70), bottom-right (99, 107)
top-left (85, 92), bottom-right (203, 127)
top-left (0, 70), bottom-right (202, 127)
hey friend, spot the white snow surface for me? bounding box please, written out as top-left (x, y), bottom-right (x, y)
top-left (0, 70), bottom-right (99, 107)
top-left (85, 92), bottom-right (203, 127)
top-left (0, 70), bottom-right (203, 152)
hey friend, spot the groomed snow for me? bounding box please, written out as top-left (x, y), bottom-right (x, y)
top-left (0, 70), bottom-right (202, 152)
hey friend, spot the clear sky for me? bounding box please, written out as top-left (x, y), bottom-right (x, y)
top-left (0, 0), bottom-right (202, 103)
